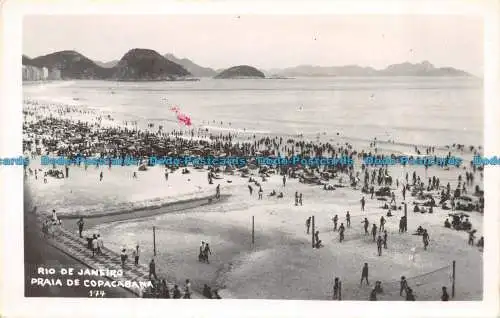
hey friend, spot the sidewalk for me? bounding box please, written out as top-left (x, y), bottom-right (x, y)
top-left (46, 226), bottom-right (203, 298)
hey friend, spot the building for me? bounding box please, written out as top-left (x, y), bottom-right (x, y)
top-left (22, 65), bottom-right (42, 81)
top-left (42, 67), bottom-right (49, 80)
top-left (48, 68), bottom-right (61, 80)
top-left (22, 64), bottom-right (55, 81)
top-left (22, 65), bottom-right (28, 80)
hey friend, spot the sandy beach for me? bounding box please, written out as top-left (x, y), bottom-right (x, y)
top-left (23, 93), bottom-right (484, 301)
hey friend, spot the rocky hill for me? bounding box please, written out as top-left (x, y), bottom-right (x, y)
top-left (164, 53), bottom-right (216, 77)
top-left (214, 65), bottom-right (265, 79)
top-left (112, 49), bottom-right (190, 81)
top-left (22, 55), bottom-right (34, 66)
top-left (29, 50), bottom-right (112, 79)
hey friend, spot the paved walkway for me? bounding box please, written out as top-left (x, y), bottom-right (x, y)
top-left (46, 225), bottom-right (203, 298)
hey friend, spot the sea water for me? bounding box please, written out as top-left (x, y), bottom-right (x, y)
top-left (23, 76), bottom-right (483, 147)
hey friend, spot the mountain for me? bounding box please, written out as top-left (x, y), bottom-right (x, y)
top-left (112, 49), bottom-right (190, 81)
top-left (214, 65), bottom-right (265, 79)
top-left (28, 50), bottom-right (112, 79)
top-left (95, 60), bottom-right (119, 68)
top-left (164, 53), bottom-right (216, 77)
top-left (378, 61), bottom-right (470, 76)
top-left (270, 61), bottom-right (471, 77)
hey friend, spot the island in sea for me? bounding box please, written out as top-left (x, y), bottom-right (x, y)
top-left (214, 65), bottom-right (266, 79)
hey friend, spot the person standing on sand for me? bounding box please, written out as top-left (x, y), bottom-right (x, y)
top-left (183, 279), bottom-right (192, 299)
top-left (400, 276), bottom-right (408, 296)
top-left (306, 217), bottom-right (311, 234)
top-left (363, 218), bottom-right (369, 235)
top-left (379, 216), bottom-right (385, 232)
top-left (346, 211), bottom-right (351, 228)
top-left (360, 263), bottom-right (370, 286)
top-left (371, 224), bottom-right (377, 242)
top-left (173, 285), bottom-right (182, 298)
top-left (134, 245), bottom-right (140, 266)
top-left (91, 235), bottom-right (98, 257)
top-left (162, 279), bottom-right (170, 299)
top-left (332, 214), bottom-right (338, 231)
top-left (97, 234), bottom-right (104, 255)
top-left (120, 248), bottom-right (127, 268)
top-left (132, 248), bottom-right (138, 266)
top-left (370, 186), bottom-right (374, 199)
top-left (423, 230), bottom-right (430, 250)
top-left (51, 209), bottom-right (58, 224)
top-left (360, 196), bottom-right (366, 211)
top-left (204, 243), bottom-right (212, 264)
top-left (216, 184), bottom-right (221, 200)
top-left (468, 230), bottom-right (475, 246)
top-left (199, 241), bottom-right (205, 262)
top-left (333, 277), bottom-right (342, 300)
top-left (299, 193), bottom-right (303, 206)
top-left (441, 286), bottom-right (449, 301)
top-left (295, 191), bottom-right (298, 206)
top-left (258, 186), bottom-right (263, 200)
top-left (377, 235), bottom-right (383, 256)
top-left (283, 175), bottom-right (286, 187)
top-left (77, 217), bottom-right (84, 238)
top-left (99, 171), bottom-right (103, 182)
top-left (42, 220), bottom-right (49, 238)
top-left (383, 230), bottom-right (388, 249)
top-left (339, 223), bottom-right (345, 243)
top-left (314, 231), bottom-right (320, 246)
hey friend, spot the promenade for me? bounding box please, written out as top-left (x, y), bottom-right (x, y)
top-left (45, 226), bottom-right (202, 298)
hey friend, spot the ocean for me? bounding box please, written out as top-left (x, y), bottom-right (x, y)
top-left (23, 76), bottom-right (483, 147)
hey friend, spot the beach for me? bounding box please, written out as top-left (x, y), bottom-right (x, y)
top-left (23, 78), bottom-right (484, 300)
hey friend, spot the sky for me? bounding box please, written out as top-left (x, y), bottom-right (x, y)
top-left (23, 15), bottom-right (483, 75)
